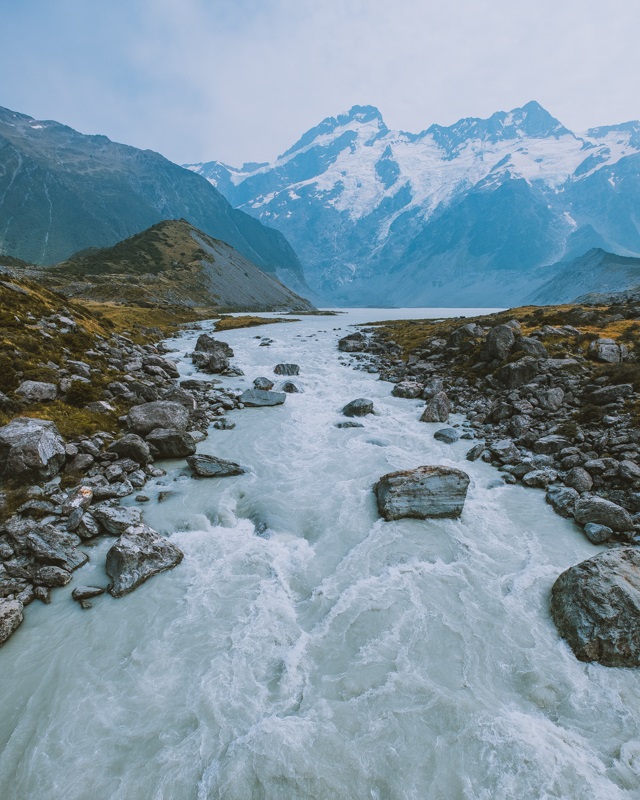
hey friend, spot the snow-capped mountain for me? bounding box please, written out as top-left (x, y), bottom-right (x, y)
top-left (186, 102), bottom-right (640, 306)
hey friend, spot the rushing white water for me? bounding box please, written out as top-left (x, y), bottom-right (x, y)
top-left (2, 308), bottom-right (640, 800)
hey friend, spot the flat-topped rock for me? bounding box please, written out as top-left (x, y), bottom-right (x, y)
top-left (15, 380), bottom-right (57, 402)
top-left (374, 465), bottom-right (470, 521)
top-left (106, 524), bottom-right (184, 598)
top-left (240, 389), bottom-right (286, 407)
top-left (574, 495), bottom-right (634, 533)
top-left (551, 547), bottom-right (640, 666)
top-left (187, 454), bottom-right (245, 477)
top-left (126, 401), bottom-right (190, 435)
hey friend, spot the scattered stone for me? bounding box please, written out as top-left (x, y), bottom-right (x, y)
top-left (106, 524), bottom-right (184, 598)
top-left (522, 468), bottom-right (557, 488)
top-left (496, 358), bottom-right (539, 389)
top-left (545, 485), bottom-right (578, 518)
top-left (15, 380), bottom-right (57, 402)
top-left (126, 401), bottom-right (190, 435)
top-left (565, 466), bottom-right (593, 493)
top-left (583, 523), bottom-right (614, 544)
top-left (72, 585), bottom-right (106, 602)
top-left (281, 381), bottom-right (300, 393)
top-left (239, 389), bottom-right (286, 407)
top-left (466, 443), bottom-right (485, 462)
top-left (434, 427), bottom-right (460, 444)
top-left (274, 363), bottom-right (299, 376)
top-left (374, 465), bottom-right (470, 520)
top-left (420, 392), bottom-right (450, 423)
top-left (335, 421), bottom-right (364, 429)
top-left (33, 565), bottom-right (72, 587)
top-left (588, 338), bottom-right (626, 363)
top-left (253, 377), bottom-right (274, 390)
top-left (92, 504), bottom-right (143, 535)
top-left (551, 547), bottom-right (640, 666)
top-left (338, 332), bottom-right (366, 352)
top-left (392, 382), bottom-right (422, 399)
top-left (194, 334), bottom-right (233, 357)
top-left (0, 599), bottom-right (23, 646)
top-left (146, 428), bottom-right (197, 459)
top-left (484, 324), bottom-right (515, 360)
top-left (187, 454), bottom-right (245, 477)
top-left (0, 418), bottom-right (66, 482)
top-left (574, 495), bottom-right (634, 533)
top-left (342, 398), bottom-right (374, 417)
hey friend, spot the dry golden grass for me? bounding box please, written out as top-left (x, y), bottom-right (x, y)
top-left (214, 315), bottom-right (299, 331)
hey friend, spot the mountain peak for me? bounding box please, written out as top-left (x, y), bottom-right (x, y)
top-left (279, 105), bottom-right (387, 159)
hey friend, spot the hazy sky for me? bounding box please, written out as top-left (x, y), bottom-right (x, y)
top-left (1, 0), bottom-right (638, 166)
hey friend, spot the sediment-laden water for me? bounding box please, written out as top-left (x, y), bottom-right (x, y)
top-left (1, 309), bottom-right (640, 800)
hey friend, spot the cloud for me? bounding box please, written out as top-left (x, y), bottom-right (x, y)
top-left (1, 0), bottom-right (639, 165)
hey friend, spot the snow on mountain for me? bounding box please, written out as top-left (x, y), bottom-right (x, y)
top-left (185, 102), bottom-right (640, 306)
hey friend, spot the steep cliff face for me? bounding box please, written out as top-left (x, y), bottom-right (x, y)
top-left (0, 106), bottom-right (310, 296)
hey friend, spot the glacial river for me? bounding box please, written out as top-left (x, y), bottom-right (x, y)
top-left (1, 309), bottom-right (640, 800)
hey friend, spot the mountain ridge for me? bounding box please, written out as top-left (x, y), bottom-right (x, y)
top-left (187, 101), bottom-right (640, 306)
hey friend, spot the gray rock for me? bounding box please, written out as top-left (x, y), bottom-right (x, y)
top-left (187, 454), bottom-right (245, 477)
top-left (281, 381), bottom-right (300, 394)
top-left (194, 334), bottom-right (234, 356)
top-left (466, 443), bottom-right (485, 462)
top-left (565, 467), bottom-right (593, 493)
top-left (522, 468), bottom-right (557, 488)
top-left (583, 523), bottom-right (614, 544)
top-left (551, 547), bottom-right (640, 666)
top-left (420, 392), bottom-right (450, 423)
top-left (72, 585), bottom-right (106, 602)
top-left (392, 382), bottom-right (422, 399)
top-left (239, 389), bottom-right (286, 407)
top-left (0, 418), bottom-right (66, 482)
top-left (490, 439), bottom-right (520, 464)
top-left (106, 524), bottom-right (184, 597)
top-left (537, 387), bottom-right (564, 412)
top-left (338, 332), bottom-right (366, 352)
top-left (343, 398), bottom-right (374, 417)
top-left (446, 322), bottom-right (484, 348)
top-left (92, 504), bottom-right (143, 535)
top-left (496, 358), bottom-right (539, 389)
top-left (434, 427), bottom-right (460, 444)
top-left (374, 465), bottom-right (470, 521)
top-left (108, 433), bottom-right (152, 465)
top-left (588, 338), bottom-right (626, 363)
top-left (84, 400), bottom-right (115, 414)
top-left (335, 421), bottom-right (364, 429)
top-left (533, 435), bottom-right (570, 455)
top-left (15, 380), bottom-right (57, 402)
top-left (587, 384), bottom-right (633, 405)
top-left (0, 599), bottom-right (23, 646)
top-left (575, 495), bottom-right (634, 533)
top-left (619, 460), bottom-right (640, 482)
top-left (33, 565), bottom-right (72, 587)
top-left (509, 414), bottom-right (531, 438)
top-left (192, 351), bottom-right (229, 373)
top-left (484, 324), bottom-right (515, 360)
top-left (146, 429), bottom-right (196, 459)
top-left (422, 378), bottom-right (444, 400)
top-left (545, 485), bottom-right (578, 518)
top-left (126, 402), bottom-right (189, 435)
top-left (253, 377), bottom-right (274, 390)
top-left (274, 363), bottom-right (299, 376)
top-left (61, 486), bottom-right (94, 515)
top-left (76, 513), bottom-right (101, 540)
top-left (517, 337), bottom-right (548, 358)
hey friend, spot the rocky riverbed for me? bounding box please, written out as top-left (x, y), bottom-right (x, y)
top-left (342, 301), bottom-right (640, 666)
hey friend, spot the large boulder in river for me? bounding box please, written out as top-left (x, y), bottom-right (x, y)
top-left (343, 398), bottom-right (374, 417)
top-left (194, 333), bottom-right (233, 357)
top-left (0, 599), bottom-right (23, 646)
top-left (191, 351), bottom-right (229, 373)
top-left (274, 363), bottom-right (299, 376)
top-left (374, 466), bottom-right (470, 520)
top-left (551, 547), bottom-right (640, 666)
top-left (146, 428), bottom-right (197, 458)
top-left (420, 392), bottom-right (450, 423)
top-left (253, 377), bottom-right (274, 390)
top-left (126, 401), bottom-right (190, 435)
top-left (106, 524), bottom-right (184, 598)
top-left (187, 454), bottom-right (245, 477)
top-left (0, 417), bottom-right (66, 482)
top-left (240, 388), bottom-right (286, 407)
top-left (574, 495), bottom-right (634, 533)
top-left (92, 504), bottom-right (143, 535)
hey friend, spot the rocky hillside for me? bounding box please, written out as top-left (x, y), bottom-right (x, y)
top-left (40, 219), bottom-right (315, 312)
top-left (189, 102), bottom-right (640, 305)
top-left (0, 106), bottom-right (310, 296)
